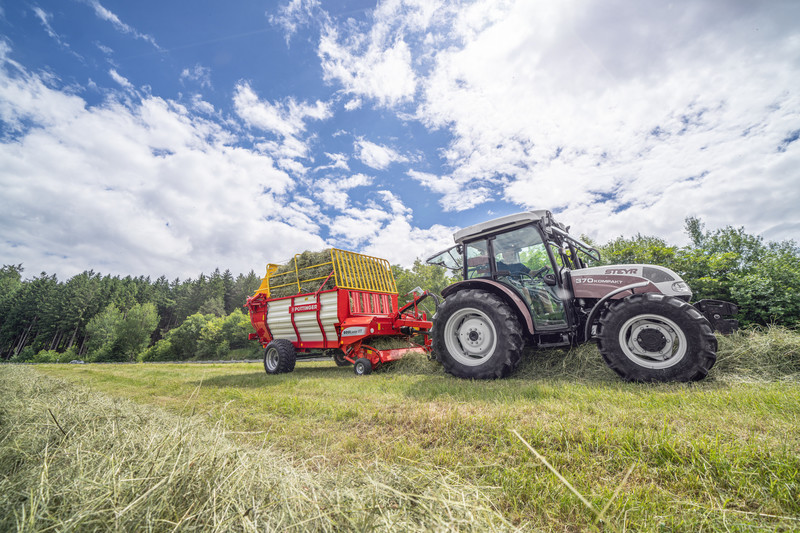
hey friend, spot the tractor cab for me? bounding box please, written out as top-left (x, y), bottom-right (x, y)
top-left (427, 210), bottom-right (600, 331)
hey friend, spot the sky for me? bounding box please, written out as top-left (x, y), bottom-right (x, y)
top-left (1, 0), bottom-right (799, 281)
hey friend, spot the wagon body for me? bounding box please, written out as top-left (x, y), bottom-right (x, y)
top-left (246, 249), bottom-right (433, 372)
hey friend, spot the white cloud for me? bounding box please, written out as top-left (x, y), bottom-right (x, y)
top-left (84, 0), bottom-right (160, 49)
top-left (33, 7), bottom-right (59, 41)
top-left (354, 138), bottom-right (407, 170)
top-left (32, 7), bottom-right (82, 59)
top-left (322, 0), bottom-right (800, 244)
top-left (180, 64), bottom-right (212, 89)
top-left (315, 152), bottom-right (349, 171)
top-left (319, 26), bottom-right (417, 107)
top-left (108, 69), bottom-right (133, 90)
top-left (328, 190), bottom-right (456, 268)
top-left (344, 98), bottom-right (362, 111)
top-left (269, 0), bottom-right (325, 44)
top-left (313, 173), bottom-right (372, 210)
top-left (95, 42), bottom-right (113, 55)
top-left (190, 94), bottom-right (214, 114)
top-left (234, 82), bottom-right (330, 138)
top-left (0, 47), bottom-right (327, 279)
top-left (233, 82), bottom-right (332, 174)
top-left (406, 169), bottom-right (490, 211)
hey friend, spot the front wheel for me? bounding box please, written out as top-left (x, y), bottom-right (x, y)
top-left (597, 293), bottom-right (717, 382)
top-left (353, 357), bottom-right (372, 376)
top-left (432, 289), bottom-right (524, 379)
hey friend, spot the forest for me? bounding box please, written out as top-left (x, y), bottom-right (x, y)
top-left (1, 217), bottom-right (798, 364)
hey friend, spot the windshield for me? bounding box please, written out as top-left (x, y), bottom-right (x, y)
top-left (426, 246), bottom-right (464, 274)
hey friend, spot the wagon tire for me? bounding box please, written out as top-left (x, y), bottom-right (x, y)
top-left (353, 357), bottom-right (372, 376)
top-left (330, 350), bottom-right (349, 367)
top-left (264, 339), bottom-right (297, 374)
top-left (597, 293), bottom-right (717, 382)
top-left (432, 289), bottom-right (524, 379)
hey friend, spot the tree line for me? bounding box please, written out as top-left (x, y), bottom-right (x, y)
top-left (1, 217), bottom-right (798, 363)
top-left (0, 268), bottom-right (263, 363)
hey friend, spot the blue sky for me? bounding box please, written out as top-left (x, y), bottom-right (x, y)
top-left (1, 0), bottom-right (799, 280)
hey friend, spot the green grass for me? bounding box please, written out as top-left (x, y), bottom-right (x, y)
top-left (4, 327), bottom-right (800, 531)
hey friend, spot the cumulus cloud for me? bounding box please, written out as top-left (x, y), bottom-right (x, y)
top-left (313, 173), bottom-right (373, 210)
top-left (329, 190), bottom-right (456, 267)
top-left (354, 138), bottom-right (407, 170)
top-left (0, 47), bottom-right (326, 279)
top-left (406, 169), bottom-right (491, 211)
top-left (234, 82), bottom-right (332, 174)
top-left (269, 0), bottom-right (325, 44)
top-left (319, 0), bottom-right (800, 243)
top-left (314, 152), bottom-right (349, 172)
top-left (319, 26), bottom-right (417, 107)
top-left (234, 82), bottom-right (330, 137)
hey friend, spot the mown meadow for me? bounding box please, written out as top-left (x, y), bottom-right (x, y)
top-left (2, 327), bottom-right (798, 531)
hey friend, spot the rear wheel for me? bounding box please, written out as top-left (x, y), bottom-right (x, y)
top-left (264, 339), bottom-right (297, 374)
top-left (597, 293), bottom-right (717, 382)
top-left (328, 350), bottom-right (349, 367)
top-left (432, 289), bottom-right (524, 379)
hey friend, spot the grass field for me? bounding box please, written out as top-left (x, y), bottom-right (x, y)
top-left (2, 327), bottom-right (799, 531)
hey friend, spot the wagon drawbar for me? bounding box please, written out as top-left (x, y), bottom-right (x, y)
top-left (246, 249), bottom-right (434, 375)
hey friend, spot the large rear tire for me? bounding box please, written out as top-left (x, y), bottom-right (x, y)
top-left (597, 293), bottom-right (717, 382)
top-left (264, 339), bottom-right (297, 374)
top-left (432, 289), bottom-right (524, 379)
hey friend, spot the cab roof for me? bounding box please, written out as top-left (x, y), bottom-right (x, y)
top-left (453, 210), bottom-right (552, 244)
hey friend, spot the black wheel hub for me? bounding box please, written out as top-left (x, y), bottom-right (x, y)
top-left (637, 328), bottom-right (667, 352)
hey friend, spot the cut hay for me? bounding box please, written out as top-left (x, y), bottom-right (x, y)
top-left (364, 336), bottom-right (417, 351)
top-left (712, 325), bottom-right (800, 382)
top-left (0, 366), bottom-right (514, 532)
top-left (268, 249), bottom-right (336, 298)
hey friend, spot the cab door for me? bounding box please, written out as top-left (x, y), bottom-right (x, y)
top-left (490, 225), bottom-right (567, 331)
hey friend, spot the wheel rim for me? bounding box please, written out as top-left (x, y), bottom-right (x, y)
top-left (618, 314), bottom-right (687, 369)
top-left (443, 307), bottom-right (498, 367)
top-left (265, 348), bottom-right (279, 371)
top-left (355, 362), bottom-right (365, 375)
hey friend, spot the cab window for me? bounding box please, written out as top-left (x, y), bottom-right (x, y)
top-left (465, 240), bottom-right (490, 279)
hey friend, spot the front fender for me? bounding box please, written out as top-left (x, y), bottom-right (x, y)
top-left (441, 280), bottom-right (534, 335)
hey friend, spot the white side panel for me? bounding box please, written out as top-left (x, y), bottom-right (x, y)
top-left (293, 294), bottom-right (322, 342)
top-left (319, 292), bottom-right (339, 340)
top-left (267, 298), bottom-right (296, 342)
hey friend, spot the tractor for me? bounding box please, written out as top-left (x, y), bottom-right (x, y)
top-left (426, 210), bottom-right (738, 382)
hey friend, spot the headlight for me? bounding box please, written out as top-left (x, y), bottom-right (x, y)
top-left (671, 281), bottom-right (690, 293)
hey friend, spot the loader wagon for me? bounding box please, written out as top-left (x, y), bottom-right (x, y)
top-left (246, 249), bottom-right (434, 375)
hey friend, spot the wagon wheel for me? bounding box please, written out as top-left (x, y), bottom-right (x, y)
top-left (327, 349), bottom-right (349, 367)
top-left (353, 357), bottom-right (372, 375)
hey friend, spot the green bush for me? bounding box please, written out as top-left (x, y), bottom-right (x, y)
top-left (138, 338), bottom-right (175, 362)
top-left (10, 346), bottom-right (35, 362)
top-left (86, 303), bottom-right (159, 362)
top-left (31, 350), bottom-right (63, 363)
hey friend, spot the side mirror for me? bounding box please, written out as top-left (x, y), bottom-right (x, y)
top-left (543, 273), bottom-right (557, 286)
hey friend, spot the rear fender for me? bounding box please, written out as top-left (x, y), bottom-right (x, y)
top-left (441, 280), bottom-right (535, 335)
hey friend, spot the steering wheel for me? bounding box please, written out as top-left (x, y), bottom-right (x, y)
top-left (530, 266), bottom-right (549, 279)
